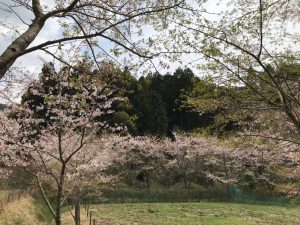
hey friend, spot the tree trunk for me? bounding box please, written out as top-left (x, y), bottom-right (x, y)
top-left (74, 199), bottom-right (81, 225)
top-left (0, 17), bottom-right (45, 78)
top-left (74, 186), bottom-right (81, 225)
top-left (145, 171), bottom-right (150, 189)
top-left (55, 164), bottom-right (66, 225)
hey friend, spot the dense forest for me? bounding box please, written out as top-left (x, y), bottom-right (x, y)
top-left (20, 61), bottom-right (290, 138)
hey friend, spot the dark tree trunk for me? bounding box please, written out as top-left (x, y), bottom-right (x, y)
top-left (55, 163), bottom-right (66, 225)
top-left (0, 17), bottom-right (45, 78)
top-left (74, 186), bottom-right (81, 225)
top-left (145, 171), bottom-right (150, 189)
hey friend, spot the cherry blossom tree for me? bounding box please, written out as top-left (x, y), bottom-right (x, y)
top-left (109, 135), bottom-right (163, 188)
top-left (0, 63), bottom-right (120, 225)
top-left (107, 134), bottom-right (300, 198)
top-left (60, 138), bottom-right (118, 225)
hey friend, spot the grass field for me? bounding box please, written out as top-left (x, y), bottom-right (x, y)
top-left (1, 196), bottom-right (300, 225)
top-left (85, 202), bottom-right (300, 225)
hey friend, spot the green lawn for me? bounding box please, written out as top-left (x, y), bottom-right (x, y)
top-left (89, 202), bottom-right (300, 225)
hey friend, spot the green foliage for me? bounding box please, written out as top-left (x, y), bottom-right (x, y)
top-left (111, 111), bottom-right (137, 135)
top-left (20, 61), bottom-right (300, 137)
top-left (32, 197), bottom-right (55, 224)
top-left (183, 76), bottom-right (250, 134)
top-left (133, 68), bottom-right (207, 134)
top-left (133, 89), bottom-right (168, 136)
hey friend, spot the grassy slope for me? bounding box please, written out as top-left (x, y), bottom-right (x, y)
top-left (0, 197), bottom-right (47, 225)
top-left (0, 190), bottom-right (82, 225)
top-left (86, 202), bottom-right (300, 225)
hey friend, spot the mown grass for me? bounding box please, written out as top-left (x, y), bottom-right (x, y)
top-left (1, 196), bottom-right (300, 225)
top-left (87, 202), bottom-right (300, 225)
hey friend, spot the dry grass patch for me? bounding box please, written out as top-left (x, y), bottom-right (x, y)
top-left (60, 208), bottom-right (90, 225)
top-left (0, 196), bottom-right (46, 225)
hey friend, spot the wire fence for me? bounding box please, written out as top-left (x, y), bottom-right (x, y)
top-left (79, 185), bottom-right (300, 224)
top-left (83, 186), bottom-right (300, 207)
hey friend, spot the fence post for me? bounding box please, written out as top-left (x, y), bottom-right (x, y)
top-left (89, 211), bottom-right (92, 225)
top-left (7, 193), bottom-right (10, 203)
